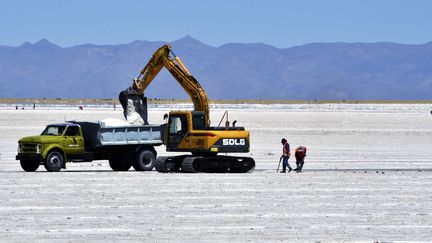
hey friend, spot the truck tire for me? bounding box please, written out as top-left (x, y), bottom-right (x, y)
top-left (109, 159), bottom-right (131, 171)
top-left (133, 150), bottom-right (156, 171)
top-left (20, 160), bottom-right (40, 172)
top-left (44, 151), bottom-right (64, 172)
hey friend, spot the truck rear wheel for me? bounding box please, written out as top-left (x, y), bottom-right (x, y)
top-left (109, 159), bottom-right (131, 171)
top-left (20, 160), bottom-right (40, 172)
top-left (44, 151), bottom-right (64, 172)
top-left (133, 150), bottom-right (156, 171)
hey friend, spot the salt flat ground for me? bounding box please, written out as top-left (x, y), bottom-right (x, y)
top-left (0, 104), bottom-right (432, 242)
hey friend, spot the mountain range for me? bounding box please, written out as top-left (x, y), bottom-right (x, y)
top-left (1, 36), bottom-right (431, 100)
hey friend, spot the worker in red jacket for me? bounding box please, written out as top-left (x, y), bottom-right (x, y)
top-left (280, 138), bottom-right (292, 173)
top-left (294, 146), bottom-right (307, 172)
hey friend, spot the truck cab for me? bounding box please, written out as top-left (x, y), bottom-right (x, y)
top-left (16, 123), bottom-right (84, 172)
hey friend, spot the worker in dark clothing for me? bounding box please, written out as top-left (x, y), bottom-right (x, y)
top-left (280, 138), bottom-right (292, 173)
top-left (294, 146), bottom-right (307, 172)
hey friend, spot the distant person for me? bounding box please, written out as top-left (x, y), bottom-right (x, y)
top-left (79, 106), bottom-right (83, 110)
top-left (15, 106), bottom-right (18, 110)
top-left (280, 138), bottom-right (292, 173)
top-left (294, 146), bottom-right (307, 173)
top-left (33, 103), bottom-right (35, 110)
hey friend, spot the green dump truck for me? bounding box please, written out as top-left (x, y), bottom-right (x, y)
top-left (16, 121), bottom-right (163, 172)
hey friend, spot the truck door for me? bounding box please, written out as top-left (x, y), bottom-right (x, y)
top-left (167, 114), bottom-right (189, 150)
top-left (63, 126), bottom-right (84, 157)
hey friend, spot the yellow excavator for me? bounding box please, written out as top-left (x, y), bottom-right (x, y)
top-left (119, 44), bottom-right (255, 173)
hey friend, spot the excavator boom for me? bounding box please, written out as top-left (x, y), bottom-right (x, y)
top-left (120, 44), bottom-right (210, 127)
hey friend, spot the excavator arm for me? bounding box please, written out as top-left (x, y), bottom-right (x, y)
top-left (120, 44), bottom-right (210, 127)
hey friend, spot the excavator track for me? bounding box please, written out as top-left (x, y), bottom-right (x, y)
top-left (157, 155), bottom-right (255, 173)
top-left (154, 157), bottom-right (168, 172)
top-left (155, 156), bottom-right (185, 172)
top-left (181, 157), bottom-right (198, 173)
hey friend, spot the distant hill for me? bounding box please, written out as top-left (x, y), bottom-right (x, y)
top-left (1, 36), bottom-right (431, 99)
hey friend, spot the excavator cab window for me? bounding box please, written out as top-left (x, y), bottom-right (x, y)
top-left (167, 114), bottom-right (188, 150)
top-left (169, 116), bottom-right (182, 134)
top-left (192, 112), bottom-right (206, 130)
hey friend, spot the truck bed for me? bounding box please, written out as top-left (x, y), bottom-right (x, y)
top-left (99, 125), bottom-right (163, 145)
top-left (71, 121), bottom-right (164, 148)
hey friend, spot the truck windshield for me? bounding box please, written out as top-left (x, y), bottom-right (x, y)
top-left (41, 126), bottom-right (66, 136)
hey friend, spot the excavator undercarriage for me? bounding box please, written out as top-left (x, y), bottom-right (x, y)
top-left (155, 155), bottom-right (255, 173)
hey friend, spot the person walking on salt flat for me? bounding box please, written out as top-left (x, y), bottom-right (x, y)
top-left (280, 138), bottom-right (292, 173)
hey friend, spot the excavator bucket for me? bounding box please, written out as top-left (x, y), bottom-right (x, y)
top-left (119, 89), bottom-right (148, 125)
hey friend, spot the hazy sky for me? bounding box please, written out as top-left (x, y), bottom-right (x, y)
top-left (1, 0), bottom-right (431, 48)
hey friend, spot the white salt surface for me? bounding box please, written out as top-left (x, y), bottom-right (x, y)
top-left (1, 104), bottom-right (432, 241)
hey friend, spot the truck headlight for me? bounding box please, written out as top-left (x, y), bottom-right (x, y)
top-left (18, 143), bottom-right (22, 153)
top-left (36, 144), bottom-right (42, 154)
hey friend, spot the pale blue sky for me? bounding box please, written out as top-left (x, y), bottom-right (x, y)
top-left (0, 0), bottom-right (431, 47)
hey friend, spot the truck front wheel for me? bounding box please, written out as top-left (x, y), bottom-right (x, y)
top-left (44, 151), bottom-right (64, 172)
top-left (20, 160), bottom-right (40, 172)
top-left (133, 150), bottom-right (156, 171)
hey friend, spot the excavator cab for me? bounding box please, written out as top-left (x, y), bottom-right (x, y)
top-left (165, 111), bottom-right (211, 152)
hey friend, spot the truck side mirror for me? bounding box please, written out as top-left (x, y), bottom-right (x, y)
top-left (163, 114), bottom-right (168, 120)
